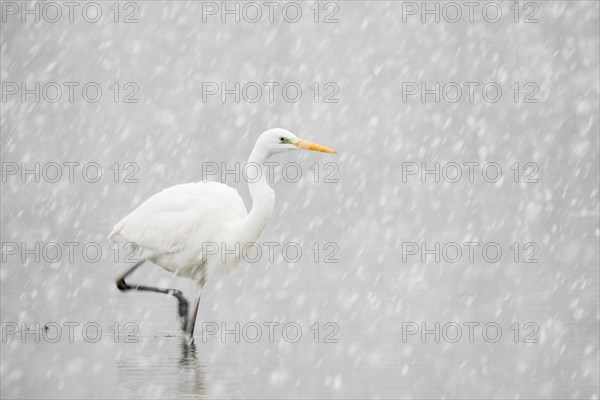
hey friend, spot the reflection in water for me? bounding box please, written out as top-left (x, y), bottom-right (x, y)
top-left (116, 337), bottom-right (207, 399)
top-left (180, 338), bottom-right (199, 367)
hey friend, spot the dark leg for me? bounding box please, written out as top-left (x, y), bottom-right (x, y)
top-left (116, 260), bottom-right (189, 330)
top-left (186, 277), bottom-right (207, 339)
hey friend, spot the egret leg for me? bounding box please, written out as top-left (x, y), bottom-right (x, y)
top-left (116, 260), bottom-right (190, 330)
top-left (186, 277), bottom-right (207, 338)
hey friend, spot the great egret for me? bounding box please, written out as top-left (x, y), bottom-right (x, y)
top-left (108, 128), bottom-right (336, 337)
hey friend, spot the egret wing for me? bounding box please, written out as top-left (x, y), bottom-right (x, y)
top-left (108, 182), bottom-right (247, 257)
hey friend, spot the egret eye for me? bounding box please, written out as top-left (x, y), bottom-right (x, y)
top-left (279, 137), bottom-right (285, 142)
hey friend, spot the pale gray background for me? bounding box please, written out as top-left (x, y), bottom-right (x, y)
top-left (1, 1), bottom-right (599, 399)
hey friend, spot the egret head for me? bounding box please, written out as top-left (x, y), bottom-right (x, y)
top-left (257, 128), bottom-right (336, 156)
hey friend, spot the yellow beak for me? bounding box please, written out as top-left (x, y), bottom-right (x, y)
top-left (292, 138), bottom-right (336, 154)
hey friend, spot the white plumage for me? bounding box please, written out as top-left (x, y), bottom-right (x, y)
top-left (109, 182), bottom-right (247, 279)
top-left (109, 128), bottom-right (336, 337)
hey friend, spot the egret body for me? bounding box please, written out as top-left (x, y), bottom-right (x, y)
top-left (109, 128), bottom-right (336, 337)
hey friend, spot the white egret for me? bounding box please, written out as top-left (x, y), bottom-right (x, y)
top-left (108, 128), bottom-right (336, 337)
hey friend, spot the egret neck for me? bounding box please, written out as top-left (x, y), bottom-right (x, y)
top-left (236, 143), bottom-right (276, 244)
